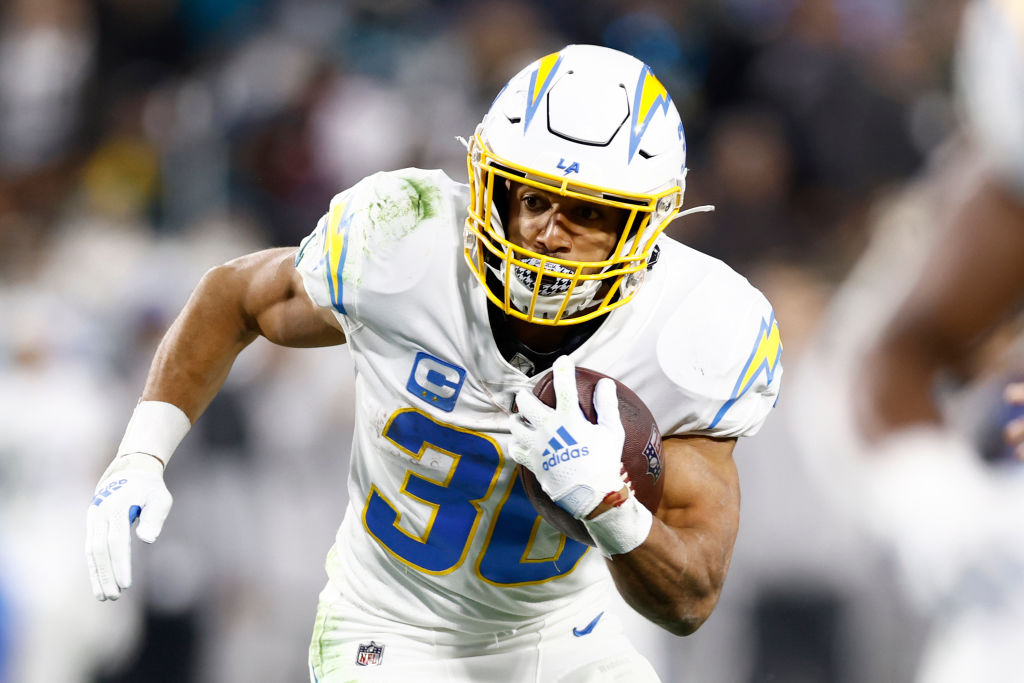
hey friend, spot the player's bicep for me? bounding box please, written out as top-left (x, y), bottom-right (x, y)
top-left (656, 435), bottom-right (739, 545)
top-left (233, 247), bottom-right (346, 348)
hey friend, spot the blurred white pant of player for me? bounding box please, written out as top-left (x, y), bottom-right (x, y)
top-left (308, 580), bottom-right (660, 683)
top-left (907, 459), bottom-right (1024, 683)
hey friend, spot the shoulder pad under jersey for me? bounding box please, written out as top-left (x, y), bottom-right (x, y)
top-left (654, 255), bottom-right (782, 437)
top-left (295, 168), bottom-right (459, 324)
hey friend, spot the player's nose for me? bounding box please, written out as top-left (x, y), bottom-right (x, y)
top-left (534, 213), bottom-right (572, 254)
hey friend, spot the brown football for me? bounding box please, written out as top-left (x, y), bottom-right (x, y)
top-left (518, 366), bottom-right (665, 546)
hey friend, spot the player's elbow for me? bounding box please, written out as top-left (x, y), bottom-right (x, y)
top-left (199, 257), bottom-right (277, 337)
top-left (640, 572), bottom-right (723, 636)
top-left (199, 261), bottom-right (247, 300)
top-left (660, 593), bottom-right (719, 636)
top-left (665, 618), bottom-right (703, 637)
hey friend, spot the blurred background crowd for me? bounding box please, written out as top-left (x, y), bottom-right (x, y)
top-left (0, 0), bottom-right (1015, 681)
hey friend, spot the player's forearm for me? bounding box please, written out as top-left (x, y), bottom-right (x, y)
top-left (605, 518), bottom-right (733, 636)
top-left (141, 263), bottom-right (260, 422)
top-left (597, 435), bottom-right (738, 635)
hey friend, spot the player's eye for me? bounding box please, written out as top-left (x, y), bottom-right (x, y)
top-left (577, 206), bottom-right (602, 222)
top-left (522, 194), bottom-right (545, 211)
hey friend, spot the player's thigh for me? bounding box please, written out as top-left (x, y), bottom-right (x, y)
top-left (538, 613), bottom-right (661, 683)
top-left (307, 588), bottom-right (505, 682)
top-left (552, 647), bottom-right (660, 683)
top-left (310, 637), bottom-right (658, 683)
top-left (309, 629), bottom-right (535, 683)
top-left (308, 584), bottom-right (660, 683)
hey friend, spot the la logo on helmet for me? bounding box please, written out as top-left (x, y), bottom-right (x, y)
top-left (557, 158), bottom-right (580, 175)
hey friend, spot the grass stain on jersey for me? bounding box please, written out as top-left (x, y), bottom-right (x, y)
top-left (404, 177), bottom-right (442, 221)
top-left (364, 177), bottom-right (441, 242)
top-left (343, 174), bottom-right (442, 288)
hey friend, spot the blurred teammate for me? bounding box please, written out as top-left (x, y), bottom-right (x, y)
top-left (794, 2), bottom-right (1024, 681)
top-left (85, 45), bottom-right (781, 682)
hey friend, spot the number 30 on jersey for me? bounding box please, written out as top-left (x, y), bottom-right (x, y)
top-left (362, 409), bottom-right (589, 586)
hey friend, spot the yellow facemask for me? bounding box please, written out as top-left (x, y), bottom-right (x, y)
top-left (464, 133), bottom-right (684, 326)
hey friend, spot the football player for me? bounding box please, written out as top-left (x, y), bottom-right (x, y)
top-left (85, 45), bottom-right (781, 682)
top-left (793, 2), bottom-right (1024, 681)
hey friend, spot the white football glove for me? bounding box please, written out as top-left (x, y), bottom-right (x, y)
top-left (509, 355), bottom-right (626, 519)
top-left (85, 453), bottom-right (172, 601)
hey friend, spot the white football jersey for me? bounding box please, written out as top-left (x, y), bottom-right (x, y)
top-left (294, 168), bottom-right (781, 634)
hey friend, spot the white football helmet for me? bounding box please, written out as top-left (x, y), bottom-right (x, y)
top-left (465, 44), bottom-right (697, 326)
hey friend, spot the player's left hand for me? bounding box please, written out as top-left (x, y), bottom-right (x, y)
top-left (509, 356), bottom-right (626, 519)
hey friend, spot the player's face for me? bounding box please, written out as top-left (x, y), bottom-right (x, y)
top-left (505, 182), bottom-right (626, 267)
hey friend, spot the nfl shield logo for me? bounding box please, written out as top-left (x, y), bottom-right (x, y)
top-left (643, 427), bottom-right (663, 482)
top-left (356, 640), bottom-right (384, 666)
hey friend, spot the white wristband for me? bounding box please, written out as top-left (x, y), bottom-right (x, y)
top-left (115, 400), bottom-right (191, 468)
top-left (582, 494), bottom-right (653, 557)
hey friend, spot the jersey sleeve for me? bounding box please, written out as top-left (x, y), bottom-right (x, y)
top-left (655, 264), bottom-right (783, 439)
top-left (294, 169), bottom-right (451, 330)
top-left (293, 209), bottom-right (337, 312)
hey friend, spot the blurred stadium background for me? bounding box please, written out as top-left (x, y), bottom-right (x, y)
top-left (0, 0), bottom-right (983, 681)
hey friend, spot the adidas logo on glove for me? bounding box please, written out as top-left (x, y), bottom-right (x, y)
top-left (542, 446), bottom-right (591, 470)
top-left (541, 427), bottom-right (590, 470)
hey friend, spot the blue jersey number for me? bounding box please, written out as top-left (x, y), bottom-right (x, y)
top-left (476, 474), bottom-right (589, 585)
top-left (362, 409), bottom-right (589, 583)
top-left (364, 409), bottom-right (502, 573)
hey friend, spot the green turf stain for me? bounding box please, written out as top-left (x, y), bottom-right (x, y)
top-left (338, 173), bottom-right (444, 289)
top-left (403, 176), bottom-right (442, 221)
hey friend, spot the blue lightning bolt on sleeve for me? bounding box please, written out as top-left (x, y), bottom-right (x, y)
top-left (709, 311), bottom-right (783, 430)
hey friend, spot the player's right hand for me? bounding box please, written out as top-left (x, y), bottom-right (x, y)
top-left (509, 356), bottom-right (627, 520)
top-left (86, 452), bottom-right (172, 601)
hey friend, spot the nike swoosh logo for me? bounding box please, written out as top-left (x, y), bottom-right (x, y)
top-left (572, 611), bottom-right (604, 637)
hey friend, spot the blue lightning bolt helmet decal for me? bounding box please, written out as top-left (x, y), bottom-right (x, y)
top-left (628, 65), bottom-right (673, 163)
top-left (709, 312), bottom-right (783, 428)
top-left (524, 52), bottom-right (563, 133)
